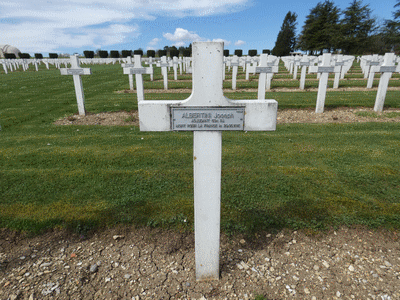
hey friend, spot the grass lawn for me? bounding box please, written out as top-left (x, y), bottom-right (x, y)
top-left (1, 63), bottom-right (400, 235)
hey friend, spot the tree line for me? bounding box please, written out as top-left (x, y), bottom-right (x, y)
top-left (272, 0), bottom-right (400, 56)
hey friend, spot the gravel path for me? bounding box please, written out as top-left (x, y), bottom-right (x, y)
top-left (0, 227), bottom-right (399, 300)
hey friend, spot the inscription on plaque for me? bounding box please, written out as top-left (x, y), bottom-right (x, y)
top-left (67, 69), bottom-right (85, 75)
top-left (256, 67), bottom-right (273, 73)
top-left (380, 66), bottom-right (397, 73)
top-left (318, 66), bottom-right (335, 73)
top-left (171, 107), bottom-right (245, 131)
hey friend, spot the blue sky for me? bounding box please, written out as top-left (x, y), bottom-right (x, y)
top-left (0, 0), bottom-right (397, 56)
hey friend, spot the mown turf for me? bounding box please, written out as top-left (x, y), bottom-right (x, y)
top-left (1, 62), bottom-right (400, 235)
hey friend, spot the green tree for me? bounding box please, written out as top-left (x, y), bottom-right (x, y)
top-left (381, 0), bottom-right (400, 52)
top-left (339, 0), bottom-right (375, 54)
top-left (271, 11), bottom-right (297, 56)
top-left (298, 1), bottom-right (341, 54)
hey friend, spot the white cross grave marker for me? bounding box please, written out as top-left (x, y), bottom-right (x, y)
top-left (373, 53), bottom-right (400, 112)
top-left (123, 55), bottom-right (153, 102)
top-left (157, 56), bottom-right (170, 90)
top-left (230, 55), bottom-right (240, 90)
top-left (255, 54), bottom-right (279, 99)
top-left (121, 56), bottom-right (135, 91)
top-left (60, 55), bottom-right (91, 116)
top-left (138, 42), bottom-right (277, 281)
top-left (309, 53), bottom-right (340, 113)
top-left (299, 56), bottom-right (311, 90)
top-left (145, 57), bottom-right (156, 81)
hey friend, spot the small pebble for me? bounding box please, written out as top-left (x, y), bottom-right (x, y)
top-left (90, 264), bottom-right (98, 273)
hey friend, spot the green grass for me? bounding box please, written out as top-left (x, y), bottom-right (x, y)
top-left (1, 63), bottom-right (400, 235)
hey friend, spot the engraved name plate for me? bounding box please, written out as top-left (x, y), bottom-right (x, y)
top-left (256, 67), bottom-right (273, 73)
top-left (318, 66), bottom-right (335, 73)
top-left (171, 107), bottom-right (245, 131)
top-left (380, 66), bottom-right (397, 73)
top-left (67, 69), bottom-right (85, 75)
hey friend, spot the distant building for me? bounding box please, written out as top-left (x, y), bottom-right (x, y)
top-left (0, 45), bottom-right (21, 58)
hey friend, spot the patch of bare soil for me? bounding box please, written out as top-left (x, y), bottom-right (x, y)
top-left (53, 107), bottom-right (400, 126)
top-left (1, 226), bottom-right (399, 299)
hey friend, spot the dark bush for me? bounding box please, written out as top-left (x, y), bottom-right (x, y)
top-left (4, 53), bottom-right (17, 59)
top-left (110, 51), bottom-right (120, 58)
top-left (98, 50), bottom-right (108, 58)
top-left (234, 49), bottom-right (243, 57)
top-left (83, 50), bottom-right (95, 59)
top-left (169, 49), bottom-right (179, 58)
top-left (121, 50), bottom-right (132, 58)
top-left (182, 49), bottom-right (191, 57)
top-left (19, 53), bottom-right (31, 59)
top-left (147, 50), bottom-right (156, 57)
top-left (224, 50), bottom-right (230, 57)
top-left (133, 49), bottom-right (143, 56)
top-left (49, 53), bottom-right (58, 59)
top-left (158, 50), bottom-right (167, 57)
top-left (34, 53), bottom-right (43, 59)
top-left (263, 49), bottom-right (271, 54)
top-left (248, 49), bottom-right (257, 57)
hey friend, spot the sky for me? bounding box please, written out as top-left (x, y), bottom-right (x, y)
top-left (0, 0), bottom-right (398, 56)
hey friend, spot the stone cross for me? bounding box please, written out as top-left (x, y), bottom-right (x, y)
top-left (121, 56), bottom-right (135, 90)
top-left (309, 53), bottom-right (340, 113)
top-left (255, 54), bottom-right (279, 99)
top-left (332, 55), bottom-right (344, 89)
top-left (157, 56), bottom-right (170, 90)
top-left (138, 42), bottom-right (277, 281)
top-left (373, 53), bottom-right (400, 112)
top-left (299, 56), bottom-right (311, 90)
top-left (172, 56), bottom-right (179, 80)
top-left (145, 57), bottom-right (156, 81)
top-left (60, 55), bottom-right (91, 116)
top-left (230, 55), bottom-right (240, 90)
top-left (123, 55), bottom-right (153, 102)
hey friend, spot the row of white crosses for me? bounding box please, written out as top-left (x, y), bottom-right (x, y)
top-left (59, 54), bottom-right (157, 115)
top-left (137, 42), bottom-right (278, 281)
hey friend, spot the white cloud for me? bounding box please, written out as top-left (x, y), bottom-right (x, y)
top-left (149, 38), bottom-right (161, 46)
top-left (235, 40), bottom-right (246, 46)
top-left (212, 39), bottom-right (232, 46)
top-left (147, 38), bottom-right (161, 50)
top-left (0, 0), bottom-right (251, 53)
top-left (163, 28), bottom-right (204, 47)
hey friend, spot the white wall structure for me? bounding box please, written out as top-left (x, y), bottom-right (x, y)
top-left (0, 45), bottom-right (21, 58)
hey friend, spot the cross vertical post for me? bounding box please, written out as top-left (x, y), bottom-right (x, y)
top-left (231, 55), bottom-right (239, 90)
top-left (158, 56), bottom-right (169, 90)
top-left (138, 42), bottom-right (277, 281)
top-left (374, 53), bottom-right (399, 112)
top-left (60, 54), bottom-right (92, 116)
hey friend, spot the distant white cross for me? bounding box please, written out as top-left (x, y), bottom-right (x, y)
top-left (60, 55), bottom-right (92, 116)
top-left (121, 56), bottom-right (135, 91)
top-left (138, 42), bottom-right (277, 281)
top-left (123, 55), bottom-right (153, 102)
top-left (157, 56), bottom-right (170, 90)
top-left (309, 53), bottom-right (341, 113)
top-left (254, 54), bottom-right (279, 99)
